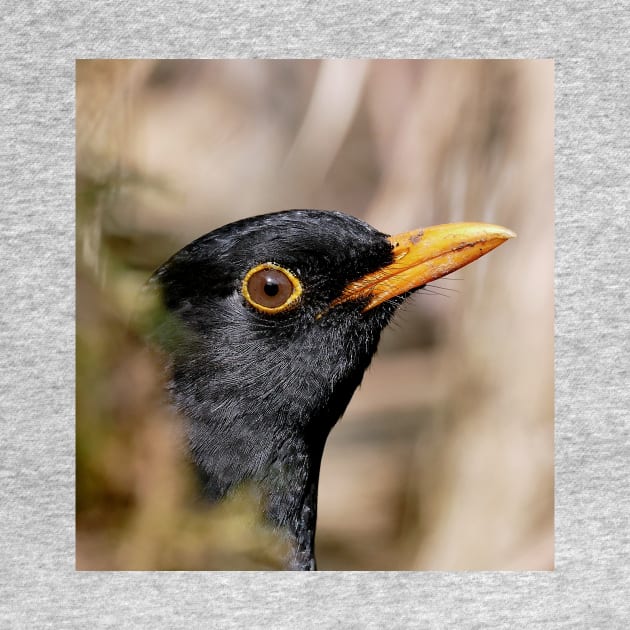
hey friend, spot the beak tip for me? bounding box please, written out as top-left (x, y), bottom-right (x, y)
top-left (485, 225), bottom-right (516, 241)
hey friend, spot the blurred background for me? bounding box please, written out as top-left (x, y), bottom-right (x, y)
top-left (76, 59), bottom-right (554, 570)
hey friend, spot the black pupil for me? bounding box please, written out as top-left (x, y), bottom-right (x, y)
top-left (264, 278), bottom-right (279, 296)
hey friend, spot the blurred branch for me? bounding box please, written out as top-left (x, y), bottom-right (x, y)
top-left (281, 59), bottom-right (369, 198)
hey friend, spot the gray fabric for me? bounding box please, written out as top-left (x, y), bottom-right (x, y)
top-left (2, 1), bottom-right (629, 627)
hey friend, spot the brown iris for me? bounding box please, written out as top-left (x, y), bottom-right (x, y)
top-left (242, 263), bottom-right (303, 313)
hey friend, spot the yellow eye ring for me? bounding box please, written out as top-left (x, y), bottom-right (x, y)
top-left (242, 263), bottom-right (303, 314)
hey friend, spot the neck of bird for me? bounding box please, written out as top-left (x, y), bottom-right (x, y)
top-left (187, 415), bottom-right (326, 570)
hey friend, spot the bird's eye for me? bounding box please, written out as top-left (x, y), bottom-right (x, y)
top-left (242, 263), bottom-right (302, 313)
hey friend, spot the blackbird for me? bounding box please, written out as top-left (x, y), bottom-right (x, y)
top-left (148, 209), bottom-right (514, 570)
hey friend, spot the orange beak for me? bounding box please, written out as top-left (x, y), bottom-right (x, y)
top-left (331, 222), bottom-right (516, 311)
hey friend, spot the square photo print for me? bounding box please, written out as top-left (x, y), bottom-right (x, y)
top-left (76, 59), bottom-right (554, 570)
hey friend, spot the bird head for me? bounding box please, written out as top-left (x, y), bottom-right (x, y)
top-left (147, 209), bottom-right (514, 568)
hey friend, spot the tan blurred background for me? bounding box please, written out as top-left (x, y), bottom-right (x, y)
top-left (76, 59), bottom-right (554, 570)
